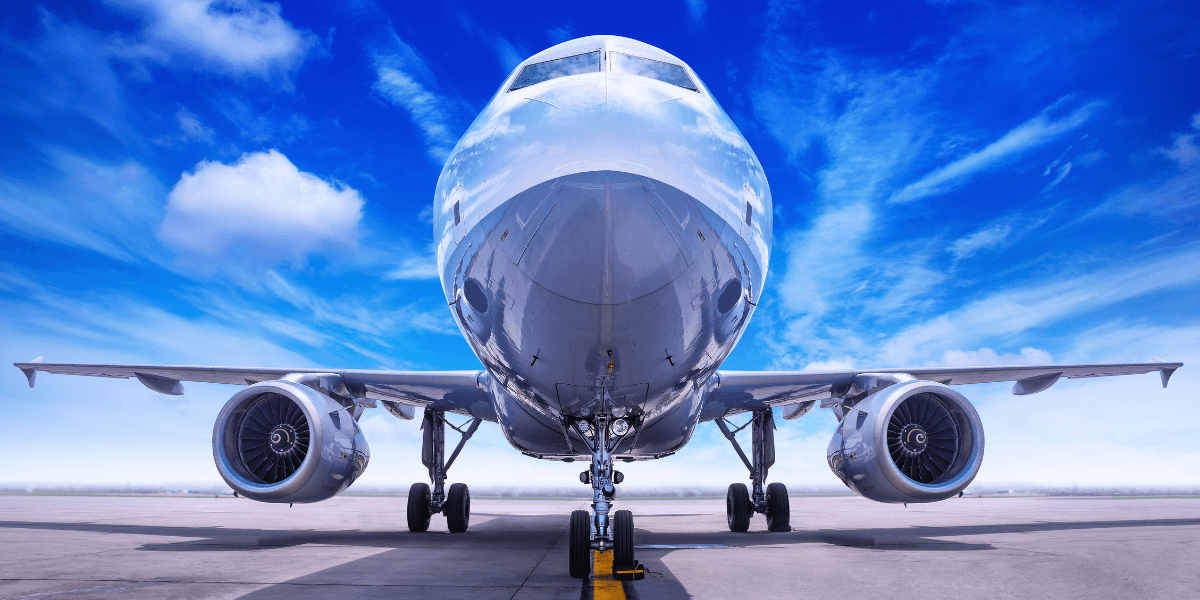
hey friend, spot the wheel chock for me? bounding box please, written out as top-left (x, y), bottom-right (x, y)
top-left (612, 560), bottom-right (646, 581)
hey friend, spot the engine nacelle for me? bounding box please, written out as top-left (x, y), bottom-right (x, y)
top-left (827, 379), bottom-right (984, 503)
top-left (213, 380), bottom-right (369, 503)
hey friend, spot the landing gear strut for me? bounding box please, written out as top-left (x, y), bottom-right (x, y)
top-left (407, 409), bottom-right (481, 533)
top-left (716, 408), bottom-right (790, 532)
top-left (566, 376), bottom-right (644, 579)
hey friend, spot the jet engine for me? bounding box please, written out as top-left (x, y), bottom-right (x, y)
top-left (827, 377), bottom-right (983, 503)
top-left (213, 379), bottom-right (369, 503)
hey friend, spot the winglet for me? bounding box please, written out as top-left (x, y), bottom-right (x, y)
top-left (1153, 357), bottom-right (1180, 388)
top-left (1160, 367), bottom-right (1178, 389)
top-left (17, 356), bottom-right (44, 388)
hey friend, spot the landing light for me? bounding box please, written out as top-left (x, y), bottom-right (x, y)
top-left (612, 405), bottom-right (628, 418)
top-left (611, 419), bottom-right (631, 436)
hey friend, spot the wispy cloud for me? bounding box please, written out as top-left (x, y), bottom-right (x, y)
top-left (941, 347), bottom-right (1052, 367)
top-left (1155, 109), bottom-right (1200, 169)
top-left (545, 24), bottom-right (574, 45)
top-left (385, 253), bottom-right (439, 281)
top-left (213, 95), bottom-right (311, 144)
top-left (889, 97), bottom-right (1104, 203)
top-left (876, 248), bottom-right (1200, 365)
top-left (1082, 112), bottom-right (1200, 220)
top-left (491, 35), bottom-right (527, 75)
top-left (370, 28), bottom-right (466, 163)
top-left (948, 211), bottom-right (1051, 262)
top-left (0, 148), bottom-right (165, 263)
top-left (685, 0), bottom-right (708, 26)
top-left (151, 106), bottom-right (215, 146)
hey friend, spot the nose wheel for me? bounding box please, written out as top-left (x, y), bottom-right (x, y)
top-left (569, 509), bottom-right (591, 578)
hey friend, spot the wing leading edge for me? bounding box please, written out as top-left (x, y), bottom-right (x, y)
top-left (701, 361), bottom-right (1183, 422)
top-left (13, 360), bottom-right (495, 421)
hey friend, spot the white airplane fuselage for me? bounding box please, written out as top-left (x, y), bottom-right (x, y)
top-left (433, 36), bottom-right (771, 460)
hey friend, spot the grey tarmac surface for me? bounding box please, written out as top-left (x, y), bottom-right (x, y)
top-left (0, 494), bottom-right (1197, 599)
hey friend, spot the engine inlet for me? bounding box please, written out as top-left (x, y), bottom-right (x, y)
top-left (237, 393), bottom-right (310, 484)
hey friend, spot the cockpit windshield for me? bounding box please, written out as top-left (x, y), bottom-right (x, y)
top-left (509, 51), bottom-right (601, 91)
top-left (609, 52), bottom-right (697, 91)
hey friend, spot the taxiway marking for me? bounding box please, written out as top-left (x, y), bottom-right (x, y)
top-left (590, 550), bottom-right (625, 600)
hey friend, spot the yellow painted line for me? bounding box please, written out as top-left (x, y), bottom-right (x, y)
top-left (591, 550), bottom-right (626, 600)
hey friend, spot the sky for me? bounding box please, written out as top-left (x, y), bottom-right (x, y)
top-left (1, 0), bottom-right (1197, 493)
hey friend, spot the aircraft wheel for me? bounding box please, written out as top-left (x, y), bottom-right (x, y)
top-left (766, 482), bottom-right (791, 532)
top-left (446, 482), bottom-right (471, 532)
top-left (726, 483), bottom-right (751, 532)
top-left (569, 509), bottom-right (592, 578)
top-left (613, 509), bottom-right (635, 567)
top-left (407, 482), bottom-right (432, 532)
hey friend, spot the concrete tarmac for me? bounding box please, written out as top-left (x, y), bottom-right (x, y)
top-left (0, 494), bottom-right (1197, 599)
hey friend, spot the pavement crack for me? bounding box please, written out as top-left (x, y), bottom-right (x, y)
top-left (509, 521), bottom-right (567, 600)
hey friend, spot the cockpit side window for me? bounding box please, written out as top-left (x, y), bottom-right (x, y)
top-left (509, 51), bottom-right (601, 91)
top-left (609, 52), bottom-right (698, 91)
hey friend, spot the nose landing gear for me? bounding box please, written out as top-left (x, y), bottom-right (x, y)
top-left (716, 408), bottom-right (791, 532)
top-left (566, 378), bottom-right (645, 579)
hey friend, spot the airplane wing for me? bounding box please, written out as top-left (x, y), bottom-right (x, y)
top-left (700, 361), bottom-right (1183, 422)
top-left (13, 360), bottom-right (495, 421)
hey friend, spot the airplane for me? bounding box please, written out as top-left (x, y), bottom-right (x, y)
top-left (14, 36), bottom-right (1183, 579)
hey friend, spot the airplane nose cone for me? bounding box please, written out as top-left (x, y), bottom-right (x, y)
top-left (499, 171), bottom-right (696, 304)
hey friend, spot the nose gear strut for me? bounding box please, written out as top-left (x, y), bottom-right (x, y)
top-left (566, 374), bottom-right (644, 579)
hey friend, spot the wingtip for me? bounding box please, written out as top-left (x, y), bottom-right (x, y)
top-left (15, 357), bottom-right (45, 388)
top-left (1160, 366), bottom-right (1178, 389)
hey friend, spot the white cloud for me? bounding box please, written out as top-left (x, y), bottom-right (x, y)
top-left (890, 97), bottom-right (1103, 203)
top-left (941, 347), bottom-right (1053, 367)
top-left (158, 150), bottom-right (363, 267)
top-left (371, 29), bottom-right (464, 163)
top-left (108, 0), bottom-right (318, 84)
top-left (685, 0), bottom-right (708, 25)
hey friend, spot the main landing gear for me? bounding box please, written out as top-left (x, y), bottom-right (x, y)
top-left (407, 409), bottom-right (482, 533)
top-left (566, 377), bottom-right (645, 579)
top-left (716, 408), bottom-right (791, 532)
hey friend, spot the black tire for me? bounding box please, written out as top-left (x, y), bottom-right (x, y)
top-left (766, 482), bottom-right (790, 532)
top-left (407, 482), bottom-right (431, 532)
top-left (726, 483), bottom-right (751, 532)
top-left (569, 509), bottom-right (592, 578)
top-left (613, 509), bottom-right (635, 567)
top-left (446, 483), bottom-right (470, 533)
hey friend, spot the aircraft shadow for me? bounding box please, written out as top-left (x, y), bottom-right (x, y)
top-left (3, 515), bottom-right (1199, 599)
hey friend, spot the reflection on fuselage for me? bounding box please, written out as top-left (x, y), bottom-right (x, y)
top-left (432, 37), bottom-right (772, 460)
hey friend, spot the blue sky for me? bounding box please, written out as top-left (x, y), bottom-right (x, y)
top-left (1, 0), bottom-right (1197, 490)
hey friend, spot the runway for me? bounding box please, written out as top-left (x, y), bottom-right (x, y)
top-left (0, 494), bottom-right (1196, 599)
